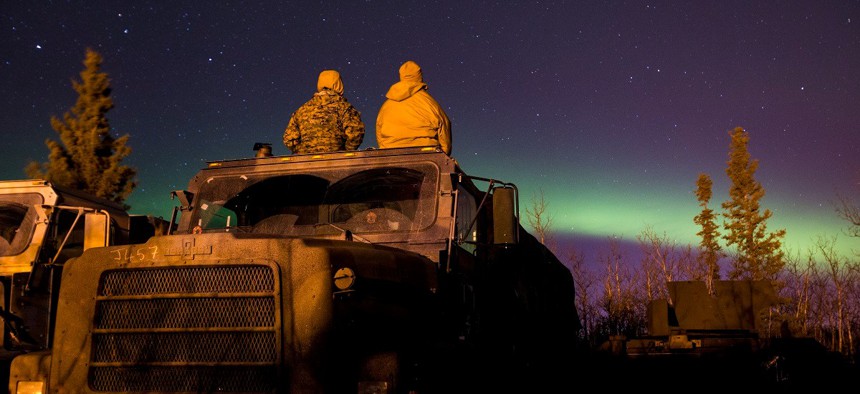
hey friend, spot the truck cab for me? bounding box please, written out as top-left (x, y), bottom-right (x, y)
top-left (10, 147), bottom-right (579, 393)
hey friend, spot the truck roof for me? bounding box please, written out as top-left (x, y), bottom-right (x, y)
top-left (203, 146), bottom-right (458, 171)
top-left (0, 179), bottom-right (128, 213)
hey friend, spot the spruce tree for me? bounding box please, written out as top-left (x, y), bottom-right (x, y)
top-left (26, 48), bottom-right (136, 205)
top-left (694, 172), bottom-right (722, 292)
top-left (720, 127), bottom-right (785, 280)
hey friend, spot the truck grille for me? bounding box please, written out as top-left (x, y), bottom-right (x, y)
top-left (90, 265), bottom-right (280, 392)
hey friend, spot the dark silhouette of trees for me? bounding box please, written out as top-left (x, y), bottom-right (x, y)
top-left (597, 236), bottom-right (647, 339)
top-left (26, 48), bottom-right (136, 205)
top-left (721, 126), bottom-right (785, 281)
top-left (569, 248), bottom-right (599, 347)
top-left (815, 235), bottom-right (856, 355)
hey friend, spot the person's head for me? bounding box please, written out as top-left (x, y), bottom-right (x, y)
top-left (317, 70), bottom-right (344, 95)
top-left (398, 61), bottom-right (423, 83)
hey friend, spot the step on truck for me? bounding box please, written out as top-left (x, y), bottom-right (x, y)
top-left (0, 180), bottom-right (159, 390)
top-left (9, 145), bottom-right (581, 393)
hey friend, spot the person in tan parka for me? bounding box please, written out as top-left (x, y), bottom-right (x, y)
top-left (376, 60), bottom-right (452, 155)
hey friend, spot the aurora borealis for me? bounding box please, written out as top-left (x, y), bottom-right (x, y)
top-left (2, 1), bottom-right (858, 265)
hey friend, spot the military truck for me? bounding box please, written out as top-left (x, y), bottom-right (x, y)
top-left (9, 146), bottom-right (581, 393)
top-left (0, 180), bottom-right (160, 390)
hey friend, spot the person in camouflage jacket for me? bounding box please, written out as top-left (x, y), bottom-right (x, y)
top-left (283, 70), bottom-right (365, 154)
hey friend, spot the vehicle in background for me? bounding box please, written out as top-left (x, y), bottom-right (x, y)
top-left (596, 280), bottom-right (855, 389)
top-left (0, 180), bottom-right (161, 389)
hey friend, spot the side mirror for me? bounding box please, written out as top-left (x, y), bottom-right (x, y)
top-left (83, 213), bottom-right (109, 250)
top-left (170, 190), bottom-right (194, 210)
top-left (168, 190), bottom-right (194, 235)
top-left (492, 186), bottom-right (518, 245)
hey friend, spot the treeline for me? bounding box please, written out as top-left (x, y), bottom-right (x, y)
top-left (527, 127), bottom-right (859, 365)
top-left (564, 230), bottom-right (858, 364)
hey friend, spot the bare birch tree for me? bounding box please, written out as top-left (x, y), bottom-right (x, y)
top-left (835, 193), bottom-right (860, 239)
top-left (569, 249), bottom-right (599, 346)
top-left (636, 226), bottom-right (678, 303)
top-left (524, 188), bottom-right (553, 248)
top-left (815, 235), bottom-right (855, 354)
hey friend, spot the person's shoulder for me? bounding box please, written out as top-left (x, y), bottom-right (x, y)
top-left (412, 89), bottom-right (443, 105)
top-left (298, 95), bottom-right (328, 109)
top-left (294, 95), bottom-right (317, 107)
top-left (330, 95), bottom-right (360, 110)
top-left (290, 97), bottom-right (323, 118)
top-left (329, 94), bottom-right (351, 103)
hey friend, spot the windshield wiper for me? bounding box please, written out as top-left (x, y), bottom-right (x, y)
top-left (313, 223), bottom-right (371, 243)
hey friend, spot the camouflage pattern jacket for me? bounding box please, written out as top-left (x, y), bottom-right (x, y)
top-left (283, 90), bottom-right (365, 154)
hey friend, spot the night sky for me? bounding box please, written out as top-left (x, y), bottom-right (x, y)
top-left (2, 1), bottom-right (858, 265)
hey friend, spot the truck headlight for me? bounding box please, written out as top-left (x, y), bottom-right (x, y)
top-left (16, 381), bottom-right (44, 394)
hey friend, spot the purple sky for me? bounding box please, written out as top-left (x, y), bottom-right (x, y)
top-left (1, 1), bottom-right (858, 268)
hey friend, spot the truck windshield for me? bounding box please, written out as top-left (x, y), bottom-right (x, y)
top-left (0, 193), bottom-right (43, 257)
top-left (188, 163), bottom-right (438, 236)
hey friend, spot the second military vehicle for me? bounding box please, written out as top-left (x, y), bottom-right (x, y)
top-left (0, 180), bottom-right (160, 390)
